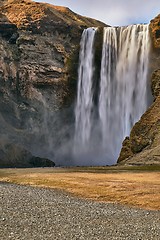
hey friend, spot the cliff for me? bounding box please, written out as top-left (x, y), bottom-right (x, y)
top-left (0, 0), bottom-right (106, 167)
top-left (0, 0), bottom-right (106, 102)
top-left (118, 15), bottom-right (160, 165)
top-left (0, 0), bottom-right (159, 167)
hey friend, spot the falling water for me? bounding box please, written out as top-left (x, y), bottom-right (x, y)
top-left (74, 24), bottom-right (150, 165)
top-left (99, 24), bottom-right (150, 162)
top-left (74, 27), bottom-right (97, 148)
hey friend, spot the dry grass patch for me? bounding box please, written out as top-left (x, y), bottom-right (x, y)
top-left (0, 167), bottom-right (160, 210)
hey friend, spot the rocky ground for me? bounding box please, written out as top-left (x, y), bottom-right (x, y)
top-left (0, 182), bottom-right (160, 240)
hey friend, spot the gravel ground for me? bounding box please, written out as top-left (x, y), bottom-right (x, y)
top-left (0, 182), bottom-right (160, 240)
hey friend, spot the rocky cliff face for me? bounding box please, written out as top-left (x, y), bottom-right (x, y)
top-left (0, 0), bottom-right (106, 166)
top-left (150, 14), bottom-right (160, 49)
top-left (118, 15), bottom-right (160, 165)
top-left (0, 0), bottom-right (106, 103)
top-left (0, 0), bottom-right (159, 167)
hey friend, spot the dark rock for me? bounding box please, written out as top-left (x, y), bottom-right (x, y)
top-left (155, 29), bottom-right (160, 39)
top-left (8, 32), bottom-right (19, 44)
top-left (151, 69), bottom-right (160, 99)
top-left (150, 14), bottom-right (160, 49)
top-left (0, 139), bottom-right (55, 168)
top-left (29, 157), bottom-right (55, 167)
top-left (0, 13), bottom-right (18, 41)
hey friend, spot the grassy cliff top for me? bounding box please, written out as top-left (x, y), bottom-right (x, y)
top-left (0, 0), bottom-right (107, 29)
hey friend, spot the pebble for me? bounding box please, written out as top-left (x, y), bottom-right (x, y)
top-left (0, 182), bottom-right (160, 240)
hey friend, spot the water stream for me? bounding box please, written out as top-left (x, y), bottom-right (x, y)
top-left (74, 24), bottom-right (151, 165)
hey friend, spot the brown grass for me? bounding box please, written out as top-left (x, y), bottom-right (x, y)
top-left (0, 167), bottom-right (160, 210)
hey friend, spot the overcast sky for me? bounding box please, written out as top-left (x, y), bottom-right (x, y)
top-left (36, 0), bottom-right (160, 26)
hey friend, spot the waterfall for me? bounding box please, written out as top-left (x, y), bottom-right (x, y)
top-left (74, 24), bottom-right (150, 166)
top-left (99, 24), bottom-right (150, 162)
top-left (74, 27), bottom-right (97, 148)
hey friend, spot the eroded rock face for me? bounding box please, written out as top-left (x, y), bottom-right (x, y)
top-left (0, 0), bottom-right (106, 102)
top-left (0, 0), bottom-right (106, 166)
top-left (150, 14), bottom-right (160, 49)
top-left (151, 70), bottom-right (160, 99)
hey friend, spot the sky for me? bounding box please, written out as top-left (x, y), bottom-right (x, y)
top-left (36, 0), bottom-right (160, 26)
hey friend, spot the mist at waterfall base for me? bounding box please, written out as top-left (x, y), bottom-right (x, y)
top-left (72, 25), bottom-right (151, 166)
top-left (32, 24), bottom-right (151, 167)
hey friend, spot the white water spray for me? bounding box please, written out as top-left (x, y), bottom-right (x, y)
top-left (74, 24), bottom-right (150, 165)
top-left (74, 27), bottom-right (97, 148)
top-left (99, 24), bottom-right (150, 162)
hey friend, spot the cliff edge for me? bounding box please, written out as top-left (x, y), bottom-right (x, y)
top-left (0, 0), bottom-right (106, 167)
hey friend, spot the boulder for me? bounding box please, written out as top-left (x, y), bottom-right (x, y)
top-left (0, 139), bottom-right (55, 168)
